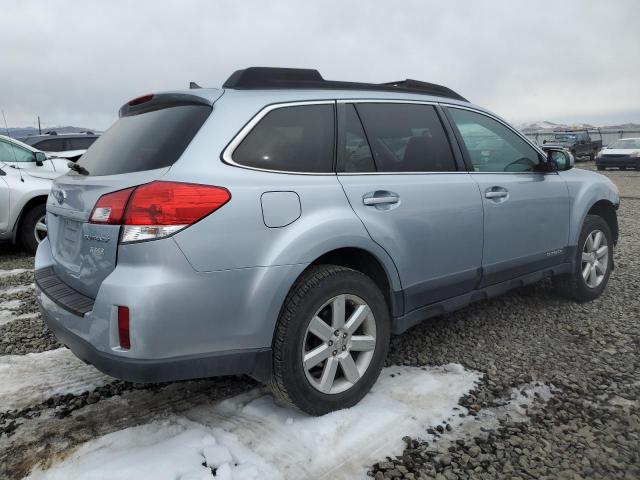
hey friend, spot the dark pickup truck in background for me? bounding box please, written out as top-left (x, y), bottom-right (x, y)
top-left (543, 130), bottom-right (602, 161)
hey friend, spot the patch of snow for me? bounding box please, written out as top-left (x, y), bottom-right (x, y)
top-left (27, 417), bottom-right (278, 480)
top-left (0, 348), bottom-right (113, 411)
top-left (0, 310), bottom-right (39, 326)
top-left (422, 381), bottom-right (555, 452)
top-left (0, 298), bottom-right (22, 310)
top-left (26, 365), bottom-right (480, 480)
top-left (0, 268), bottom-right (30, 278)
top-left (0, 299), bottom-right (26, 326)
top-left (0, 283), bottom-right (35, 296)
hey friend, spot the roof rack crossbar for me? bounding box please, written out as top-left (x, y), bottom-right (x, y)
top-left (223, 67), bottom-right (467, 102)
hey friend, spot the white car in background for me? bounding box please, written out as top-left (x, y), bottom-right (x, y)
top-left (596, 137), bottom-right (640, 171)
top-left (0, 134), bottom-right (70, 252)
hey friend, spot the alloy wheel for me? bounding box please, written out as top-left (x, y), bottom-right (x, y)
top-left (581, 229), bottom-right (608, 288)
top-left (302, 294), bottom-right (376, 394)
top-left (34, 215), bottom-right (48, 244)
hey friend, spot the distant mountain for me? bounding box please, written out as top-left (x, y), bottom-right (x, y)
top-left (516, 121), bottom-right (595, 133)
top-left (2, 126), bottom-right (100, 139)
top-left (516, 121), bottom-right (640, 133)
top-left (600, 122), bottom-right (640, 130)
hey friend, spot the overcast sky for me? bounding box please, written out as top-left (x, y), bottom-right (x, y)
top-left (2, 0), bottom-right (639, 130)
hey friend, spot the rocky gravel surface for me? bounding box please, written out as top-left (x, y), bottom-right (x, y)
top-left (0, 169), bottom-right (638, 479)
top-left (0, 250), bottom-right (59, 355)
top-left (370, 196), bottom-right (639, 479)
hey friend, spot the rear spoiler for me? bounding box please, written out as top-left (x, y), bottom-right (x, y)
top-left (118, 93), bottom-right (212, 118)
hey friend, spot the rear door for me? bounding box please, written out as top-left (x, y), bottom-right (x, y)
top-left (46, 95), bottom-right (216, 298)
top-left (445, 106), bottom-right (570, 286)
top-left (337, 102), bottom-right (483, 313)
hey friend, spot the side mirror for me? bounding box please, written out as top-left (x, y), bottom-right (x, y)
top-left (546, 148), bottom-right (574, 171)
top-left (34, 151), bottom-right (47, 166)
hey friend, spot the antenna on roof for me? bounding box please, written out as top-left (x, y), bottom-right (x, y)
top-left (1, 110), bottom-right (25, 183)
top-left (189, 82), bottom-right (202, 89)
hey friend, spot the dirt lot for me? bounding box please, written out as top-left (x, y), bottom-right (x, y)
top-left (0, 165), bottom-right (638, 480)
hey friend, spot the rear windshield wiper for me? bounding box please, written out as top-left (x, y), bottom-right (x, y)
top-left (67, 162), bottom-right (90, 175)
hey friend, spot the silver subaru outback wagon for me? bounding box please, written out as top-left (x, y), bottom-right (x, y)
top-left (35, 67), bottom-right (619, 415)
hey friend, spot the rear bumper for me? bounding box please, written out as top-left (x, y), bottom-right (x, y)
top-left (39, 296), bottom-right (272, 382)
top-left (35, 236), bottom-right (306, 384)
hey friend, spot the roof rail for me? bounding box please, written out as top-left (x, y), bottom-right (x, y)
top-left (223, 67), bottom-right (467, 102)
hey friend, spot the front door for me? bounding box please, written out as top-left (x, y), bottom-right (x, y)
top-left (446, 107), bottom-right (570, 286)
top-left (337, 102), bottom-right (484, 313)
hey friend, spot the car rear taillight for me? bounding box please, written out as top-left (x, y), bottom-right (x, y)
top-left (117, 306), bottom-right (130, 349)
top-left (89, 181), bottom-right (231, 243)
top-left (90, 187), bottom-right (135, 224)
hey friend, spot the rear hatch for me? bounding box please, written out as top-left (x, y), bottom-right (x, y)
top-left (45, 92), bottom-right (216, 298)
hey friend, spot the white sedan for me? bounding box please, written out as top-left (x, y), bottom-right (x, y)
top-left (596, 137), bottom-right (640, 171)
top-left (0, 135), bottom-right (70, 252)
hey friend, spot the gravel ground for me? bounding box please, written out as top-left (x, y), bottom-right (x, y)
top-left (0, 250), bottom-right (59, 355)
top-left (0, 167), bottom-right (638, 479)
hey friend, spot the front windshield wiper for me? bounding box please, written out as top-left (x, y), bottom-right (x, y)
top-left (67, 161), bottom-right (90, 175)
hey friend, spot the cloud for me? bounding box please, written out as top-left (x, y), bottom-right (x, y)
top-left (1, 0), bottom-right (638, 130)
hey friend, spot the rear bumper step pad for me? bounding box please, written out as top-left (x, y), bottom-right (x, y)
top-left (35, 266), bottom-right (95, 316)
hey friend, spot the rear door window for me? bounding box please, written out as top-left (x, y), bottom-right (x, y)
top-left (232, 104), bottom-right (335, 173)
top-left (355, 103), bottom-right (457, 172)
top-left (77, 105), bottom-right (211, 176)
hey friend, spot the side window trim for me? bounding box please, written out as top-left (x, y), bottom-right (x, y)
top-left (336, 103), bottom-right (378, 173)
top-left (221, 100), bottom-right (337, 176)
top-left (434, 104), bottom-right (467, 171)
top-left (443, 105), bottom-right (547, 174)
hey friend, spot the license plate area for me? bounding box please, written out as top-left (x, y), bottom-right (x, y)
top-left (60, 217), bottom-right (82, 260)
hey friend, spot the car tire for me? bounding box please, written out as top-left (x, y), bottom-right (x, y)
top-left (552, 215), bottom-right (613, 302)
top-left (19, 204), bottom-right (47, 254)
top-left (269, 264), bottom-right (390, 416)
top-left (597, 165), bottom-right (605, 171)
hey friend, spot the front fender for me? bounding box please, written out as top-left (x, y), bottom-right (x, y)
top-left (561, 169), bottom-right (619, 245)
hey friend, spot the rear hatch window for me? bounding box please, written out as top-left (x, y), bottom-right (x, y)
top-left (46, 99), bottom-right (212, 299)
top-left (77, 104), bottom-right (211, 176)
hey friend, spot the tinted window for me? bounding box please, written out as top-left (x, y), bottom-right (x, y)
top-left (355, 104), bottom-right (456, 172)
top-left (69, 137), bottom-right (97, 150)
top-left (0, 140), bottom-right (35, 162)
top-left (78, 105), bottom-right (210, 176)
top-left (232, 104), bottom-right (334, 173)
top-left (339, 104), bottom-right (375, 172)
top-left (33, 138), bottom-right (67, 152)
top-left (448, 108), bottom-right (541, 172)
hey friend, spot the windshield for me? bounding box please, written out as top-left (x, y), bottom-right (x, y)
top-left (553, 134), bottom-right (577, 142)
top-left (608, 138), bottom-right (640, 149)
